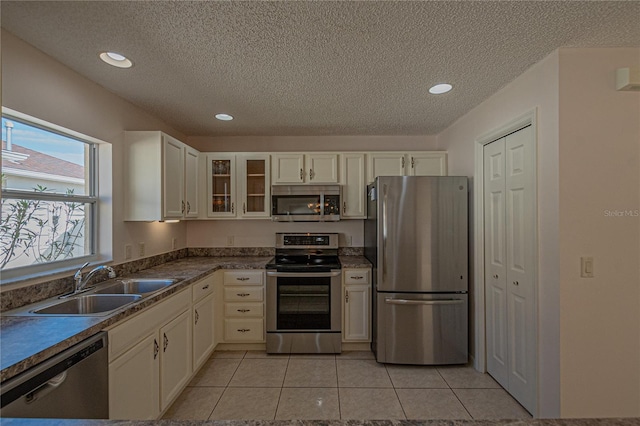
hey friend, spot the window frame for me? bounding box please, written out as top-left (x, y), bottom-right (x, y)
top-left (1, 107), bottom-right (103, 282)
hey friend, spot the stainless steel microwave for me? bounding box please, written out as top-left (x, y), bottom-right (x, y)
top-left (271, 185), bottom-right (341, 221)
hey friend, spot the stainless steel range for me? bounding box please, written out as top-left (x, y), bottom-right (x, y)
top-left (266, 233), bottom-right (342, 354)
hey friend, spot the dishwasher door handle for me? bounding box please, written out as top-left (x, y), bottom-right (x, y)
top-left (23, 372), bottom-right (68, 404)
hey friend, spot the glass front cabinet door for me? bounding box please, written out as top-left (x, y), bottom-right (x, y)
top-left (238, 154), bottom-right (270, 218)
top-left (207, 154), bottom-right (236, 217)
top-left (207, 153), bottom-right (270, 219)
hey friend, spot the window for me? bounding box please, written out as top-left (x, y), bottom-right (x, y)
top-left (1, 110), bottom-right (99, 280)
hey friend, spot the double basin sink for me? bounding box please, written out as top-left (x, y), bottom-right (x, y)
top-left (27, 278), bottom-right (177, 316)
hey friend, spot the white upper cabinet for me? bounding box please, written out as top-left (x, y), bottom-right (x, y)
top-left (408, 152), bottom-right (448, 176)
top-left (206, 154), bottom-right (270, 219)
top-left (124, 131), bottom-right (199, 221)
top-left (184, 146), bottom-right (200, 218)
top-left (206, 154), bottom-right (237, 218)
top-left (340, 153), bottom-right (366, 219)
top-left (272, 153), bottom-right (339, 184)
top-left (367, 152), bottom-right (447, 183)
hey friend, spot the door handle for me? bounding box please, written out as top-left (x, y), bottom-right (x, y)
top-left (163, 333), bottom-right (169, 352)
top-left (384, 298), bottom-right (464, 306)
top-left (382, 184), bottom-right (388, 281)
top-left (153, 339), bottom-right (159, 359)
top-left (195, 309), bottom-right (199, 325)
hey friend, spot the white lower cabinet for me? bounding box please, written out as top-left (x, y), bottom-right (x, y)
top-left (343, 268), bottom-right (371, 342)
top-left (221, 270), bottom-right (265, 343)
top-left (192, 293), bottom-right (215, 371)
top-left (159, 310), bottom-right (192, 410)
top-left (108, 289), bottom-right (192, 420)
top-left (108, 334), bottom-right (159, 420)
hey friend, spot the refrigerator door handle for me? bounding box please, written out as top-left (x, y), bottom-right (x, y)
top-left (382, 183), bottom-right (388, 282)
top-left (384, 298), bottom-right (465, 306)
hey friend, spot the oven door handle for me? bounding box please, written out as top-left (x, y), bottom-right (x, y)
top-left (266, 271), bottom-right (342, 278)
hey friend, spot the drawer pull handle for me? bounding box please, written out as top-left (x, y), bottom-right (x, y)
top-left (238, 328), bottom-right (251, 333)
top-left (351, 276), bottom-right (364, 280)
top-left (236, 277), bottom-right (250, 281)
top-left (202, 284), bottom-right (210, 290)
top-left (237, 293), bottom-right (250, 297)
top-left (513, 281), bottom-right (519, 286)
top-left (237, 309), bottom-right (251, 313)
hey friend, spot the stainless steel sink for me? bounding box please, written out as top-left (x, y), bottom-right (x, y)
top-left (93, 278), bottom-right (177, 296)
top-left (32, 294), bottom-right (142, 315)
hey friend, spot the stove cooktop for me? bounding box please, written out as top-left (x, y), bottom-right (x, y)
top-left (265, 254), bottom-right (341, 272)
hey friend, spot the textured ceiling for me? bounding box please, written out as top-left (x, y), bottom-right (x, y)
top-left (1, 1), bottom-right (639, 137)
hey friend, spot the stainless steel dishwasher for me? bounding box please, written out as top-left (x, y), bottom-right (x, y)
top-left (1, 332), bottom-right (108, 419)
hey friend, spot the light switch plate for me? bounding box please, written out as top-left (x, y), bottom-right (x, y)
top-left (581, 257), bottom-right (594, 278)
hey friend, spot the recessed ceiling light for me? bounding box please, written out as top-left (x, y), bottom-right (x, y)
top-left (99, 51), bottom-right (133, 68)
top-left (215, 113), bottom-right (234, 121)
top-left (429, 83), bottom-right (453, 94)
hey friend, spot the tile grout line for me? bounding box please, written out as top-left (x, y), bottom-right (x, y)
top-left (207, 350), bottom-right (246, 420)
top-left (272, 354), bottom-right (290, 420)
top-left (385, 363), bottom-right (408, 420)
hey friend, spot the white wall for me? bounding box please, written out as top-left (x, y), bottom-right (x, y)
top-left (438, 47), bottom-right (640, 418)
top-left (557, 48), bottom-right (640, 417)
top-left (1, 29), bottom-right (188, 275)
top-left (437, 50), bottom-right (561, 417)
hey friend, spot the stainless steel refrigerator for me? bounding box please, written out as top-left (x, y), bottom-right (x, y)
top-left (365, 176), bottom-right (468, 365)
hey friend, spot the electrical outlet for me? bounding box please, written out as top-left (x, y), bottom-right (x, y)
top-left (347, 235), bottom-right (353, 246)
top-left (227, 236), bottom-right (234, 246)
top-left (138, 242), bottom-right (145, 257)
top-left (172, 238), bottom-right (177, 250)
top-left (124, 244), bottom-right (132, 260)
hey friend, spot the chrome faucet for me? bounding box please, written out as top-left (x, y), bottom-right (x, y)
top-left (74, 262), bottom-right (116, 294)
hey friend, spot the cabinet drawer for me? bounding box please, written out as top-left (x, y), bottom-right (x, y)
top-left (224, 302), bottom-right (263, 318)
top-left (344, 269), bottom-right (370, 284)
top-left (223, 270), bottom-right (263, 286)
top-left (223, 287), bottom-right (263, 302)
top-left (224, 318), bottom-right (264, 342)
top-left (192, 275), bottom-right (214, 302)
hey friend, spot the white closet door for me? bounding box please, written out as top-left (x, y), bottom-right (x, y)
top-left (483, 125), bottom-right (536, 415)
top-left (484, 138), bottom-right (509, 389)
top-left (504, 126), bottom-right (536, 413)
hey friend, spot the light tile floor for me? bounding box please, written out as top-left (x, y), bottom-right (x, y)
top-left (163, 350), bottom-right (532, 421)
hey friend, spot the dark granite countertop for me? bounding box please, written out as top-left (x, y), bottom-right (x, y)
top-left (1, 418), bottom-right (639, 425)
top-left (339, 256), bottom-right (371, 269)
top-left (0, 256), bottom-right (271, 383)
